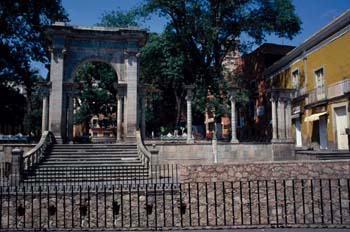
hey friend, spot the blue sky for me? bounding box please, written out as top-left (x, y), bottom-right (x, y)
top-left (34, 0), bottom-right (349, 77)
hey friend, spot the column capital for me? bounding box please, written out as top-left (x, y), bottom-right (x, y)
top-left (49, 47), bottom-right (66, 55)
top-left (229, 95), bottom-right (236, 103)
top-left (185, 84), bottom-right (195, 101)
top-left (38, 81), bottom-right (52, 96)
top-left (63, 82), bottom-right (79, 97)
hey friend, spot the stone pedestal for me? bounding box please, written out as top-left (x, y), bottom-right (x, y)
top-left (150, 145), bottom-right (159, 178)
top-left (10, 148), bottom-right (23, 185)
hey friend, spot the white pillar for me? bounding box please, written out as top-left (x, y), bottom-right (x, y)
top-left (67, 93), bottom-right (74, 143)
top-left (140, 96), bottom-right (146, 139)
top-left (49, 47), bottom-right (65, 143)
top-left (186, 95), bottom-right (194, 143)
top-left (278, 98), bottom-right (286, 140)
top-left (286, 99), bottom-right (292, 140)
top-left (230, 96), bottom-right (239, 143)
top-left (125, 50), bottom-right (138, 141)
top-left (116, 95), bottom-right (123, 142)
top-left (41, 93), bottom-right (49, 133)
top-left (271, 97), bottom-right (278, 141)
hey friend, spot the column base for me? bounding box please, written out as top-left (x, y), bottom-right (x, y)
top-left (125, 136), bottom-right (137, 143)
top-left (55, 136), bottom-right (63, 144)
top-left (186, 138), bottom-right (194, 144)
top-left (230, 138), bottom-right (239, 144)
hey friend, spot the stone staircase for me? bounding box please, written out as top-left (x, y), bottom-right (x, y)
top-left (22, 143), bottom-right (150, 185)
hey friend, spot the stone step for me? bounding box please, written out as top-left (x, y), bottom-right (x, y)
top-left (47, 153), bottom-right (138, 157)
top-left (39, 159), bottom-right (142, 167)
top-left (51, 144), bottom-right (137, 149)
top-left (45, 155), bottom-right (139, 160)
top-left (317, 155), bottom-right (350, 160)
top-left (49, 150), bottom-right (137, 155)
top-left (23, 176), bottom-right (151, 184)
top-left (27, 171), bottom-right (149, 180)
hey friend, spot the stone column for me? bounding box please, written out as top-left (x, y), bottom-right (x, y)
top-left (139, 88), bottom-right (146, 139)
top-left (229, 88), bottom-right (239, 143)
top-left (116, 94), bottom-right (123, 142)
top-left (270, 96), bottom-right (278, 141)
top-left (66, 92), bottom-right (74, 143)
top-left (185, 85), bottom-right (195, 143)
top-left (125, 49), bottom-right (138, 142)
top-left (278, 98), bottom-right (286, 140)
top-left (286, 99), bottom-right (292, 140)
top-left (48, 46), bottom-right (66, 143)
top-left (41, 89), bottom-right (50, 133)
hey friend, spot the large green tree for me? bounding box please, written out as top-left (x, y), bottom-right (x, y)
top-left (0, 0), bottom-right (68, 134)
top-left (143, 0), bottom-right (301, 109)
top-left (74, 62), bottom-right (117, 134)
top-left (99, 0), bottom-right (301, 135)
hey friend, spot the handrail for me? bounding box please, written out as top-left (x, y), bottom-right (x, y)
top-left (22, 131), bottom-right (56, 173)
top-left (136, 130), bottom-right (150, 168)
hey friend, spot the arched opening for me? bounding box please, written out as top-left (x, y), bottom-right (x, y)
top-left (70, 60), bottom-right (120, 143)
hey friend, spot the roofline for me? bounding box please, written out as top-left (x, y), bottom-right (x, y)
top-left (265, 10), bottom-right (350, 77)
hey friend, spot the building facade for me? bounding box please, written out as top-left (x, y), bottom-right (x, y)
top-left (241, 43), bottom-right (294, 142)
top-left (266, 10), bottom-right (350, 150)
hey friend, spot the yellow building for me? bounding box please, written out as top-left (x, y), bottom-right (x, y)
top-left (266, 10), bottom-right (350, 150)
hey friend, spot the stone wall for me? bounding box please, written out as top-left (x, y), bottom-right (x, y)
top-left (146, 142), bottom-right (273, 164)
top-left (0, 144), bottom-right (35, 163)
top-left (179, 160), bottom-right (350, 183)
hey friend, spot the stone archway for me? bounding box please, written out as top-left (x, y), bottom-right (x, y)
top-left (45, 22), bottom-right (147, 143)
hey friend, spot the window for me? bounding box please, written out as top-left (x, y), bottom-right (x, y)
top-left (291, 69), bottom-right (300, 89)
top-left (314, 68), bottom-right (325, 99)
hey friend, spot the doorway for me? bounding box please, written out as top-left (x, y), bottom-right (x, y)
top-left (295, 118), bottom-right (302, 147)
top-left (319, 115), bottom-right (328, 149)
top-left (334, 106), bottom-right (348, 150)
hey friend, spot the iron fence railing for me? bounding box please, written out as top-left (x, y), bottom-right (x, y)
top-left (0, 178), bottom-right (349, 230)
top-left (1, 164), bottom-right (179, 187)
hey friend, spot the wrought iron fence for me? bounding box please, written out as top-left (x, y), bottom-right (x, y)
top-left (1, 164), bottom-right (179, 187)
top-left (0, 178), bottom-right (349, 230)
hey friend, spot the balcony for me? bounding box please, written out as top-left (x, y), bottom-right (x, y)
top-left (306, 79), bottom-right (350, 105)
top-left (293, 86), bottom-right (307, 98)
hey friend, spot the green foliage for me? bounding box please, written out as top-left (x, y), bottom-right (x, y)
top-left (97, 0), bottom-right (301, 134)
top-left (74, 62), bottom-right (117, 130)
top-left (98, 8), bottom-right (139, 27)
top-left (0, 0), bottom-right (68, 81)
top-left (143, 0), bottom-right (301, 105)
top-left (0, 0), bottom-right (68, 135)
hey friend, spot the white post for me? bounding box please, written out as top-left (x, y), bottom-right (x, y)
top-left (286, 99), bottom-right (292, 140)
top-left (185, 85), bottom-right (194, 144)
top-left (230, 95), bottom-right (239, 143)
top-left (41, 92), bottom-right (49, 133)
top-left (270, 96), bottom-right (278, 141)
top-left (116, 94), bottom-right (123, 142)
top-left (278, 98), bottom-right (286, 140)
